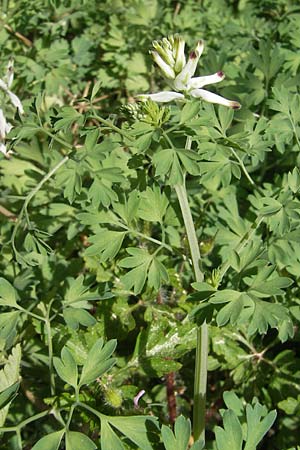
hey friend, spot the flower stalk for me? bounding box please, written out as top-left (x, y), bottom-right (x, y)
top-left (174, 136), bottom-right (207, 443)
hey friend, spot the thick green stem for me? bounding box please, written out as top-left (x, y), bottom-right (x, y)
top-left (174, 137), bottom-right (208, 443)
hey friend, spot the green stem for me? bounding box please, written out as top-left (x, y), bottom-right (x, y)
top-left (39, 128), bottom-right (73, 150)
top-left (174, 136), bottom-right (207, 443)
top-left (89, 114), bottom-right (134, 141)
top-left (19, 307), bottom-right (46, 322)
top-left (76, 401), bottom-right (103, 421)
top-left (0, 410), bottom-right (49, 433)
top-left (174, 184), bottom-right (204, 282)
top-left (229, 147), bottom-right (255, 185)
top-left (116, 223), bottom-right (174, 253)
top-left (45, 301), bottom-right (55, 396)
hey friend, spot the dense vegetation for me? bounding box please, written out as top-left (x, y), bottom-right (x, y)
top-left (0, 1), bottom-right (300, 449)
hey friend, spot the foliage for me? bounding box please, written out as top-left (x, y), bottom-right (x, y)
top-left (0, 0), bottom-right (300, 449)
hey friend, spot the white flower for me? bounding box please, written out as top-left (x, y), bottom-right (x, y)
top-left (0, 60), bottom-right (23, 157)
top-left (0, 108), bottom-right (12, 139)
top-left (0, 108), bottom-right (13, 156)
top-left (137, 36), bottom-right (241, 109)
top-left (0, 59), bottom-right (24, 114)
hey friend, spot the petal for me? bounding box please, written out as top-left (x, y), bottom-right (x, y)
top-left (151, 51), bottom-right (175, 80)
top-left (136, 91), bottom-right (184, 103)
top-left (5, 122), bottom-right (13, 134)
top-left (0, 79), bottom-right (8, 91)
top-left (7, 91), bottom-right (24, 114)
top-left (174, 40), bottom-right (204, 90)
top-left (188, 71), bottom-right (225, 89)
top-left (0, 78), bottom-right (24, 113)
top-left (0, 142), bottom-right (8, 155)
top-left (0, 109), bottom-right (7, 139)
top-left (190, 88), bottom-right (241, 109)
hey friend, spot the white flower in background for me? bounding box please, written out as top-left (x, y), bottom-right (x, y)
top-left (137, 35), bottom-right (241, 109)
top-left (0, 59), bottom-right (24, 156)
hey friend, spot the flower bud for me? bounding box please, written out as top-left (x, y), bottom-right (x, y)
top-left (104, 387), bottom-right (123, 409)
top-left (150, 51), bottom-right (176, 80)
top-left (174, 34), bottom-right (186, 73)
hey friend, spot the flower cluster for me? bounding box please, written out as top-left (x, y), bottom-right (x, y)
top-left (122, 100), bottom-right (170, 126)
top-left (137, 35), bottom-right (241, 109)
top-left (0, 59), bottom-right (24, 156)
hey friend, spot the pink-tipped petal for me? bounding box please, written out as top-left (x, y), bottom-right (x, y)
top-left (133, 390), bottom-right (146, 408)
top-left (174, 40), bottom-right (204, 90)
top-left (195, 39), bottom-right (204, 59)
top-left (190, 88), bottom-right (241, 109)
top-left (188, 71), bottom-right (225, 89)
top-left (136, 91), bottom-right (184, 103)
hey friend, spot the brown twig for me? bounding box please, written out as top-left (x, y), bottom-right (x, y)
top-left (0, 205), bottom-right (17, 221)
top-left (21, 380), bottom-right (48, 411)
top-left (166, 371), bottom-right (177, 426)
top-left (4, 24), bottom-right (32, 47)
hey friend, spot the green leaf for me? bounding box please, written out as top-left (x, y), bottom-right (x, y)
top-left (248, 296), bottom-right (290, 336)
top-left (100, 419), bottom-right (124, 450)
top-left (53, 346), bottom-right (78, 388)
top-left (153, 149), bottom-right (184, 185)
top-left (63, 308), bottom-right (96, 330)
top-left (278, 396), bottom-right (300, 415)
top-left (31, 430), bottom-right (65, 450)
top-left (64, 275), bottom-right (101, 306)
top-left (79, 338), bottom-right (117, 386)
top-left (91, 80), bottom-right (102, 101)
top-left (85, 229), bottom-right (126, 262)
top-left (248, 276), bottom-right (293, 297)
top-left (119, 248), bottom-right (152, 294)
top-left (218, 106), bottom-right (234, 135)
top-left (190, 439), bottom-right (205, 450)
top-left (0, 344), bottom-right (21, 426)
top-left (0, 311), bottom-right (21, 349)
top-left (0, 278), bottom-right (18, 307)
top-left (215, 410), bottom-right (243, 450)
top-left (138, 185), bottom-right (169, 222)
top-left (65, 431), bottom-right (97, 450)
top-left (0, 381), bottom-right (20, 409)
top-left (161, 425), bottom-right (176, 450)
top-left (107, 415), bottom-right (159, 450)
top-left (216, 293), bottom-right (247, 327)
top-left (244, 404), bottom-right (276, 450)
top-left (174, 415), bottom-right (191, 450)
top-left (180, 100), bottom-right (200, 123)
top-left (191, 282), bottom-right (217, 301)
top-left (223, 391), bottom-right (244, 417)
top-left (147, 258), bottom-right (169, 290)
top-left (53, 107), bottom-right (83, 131)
